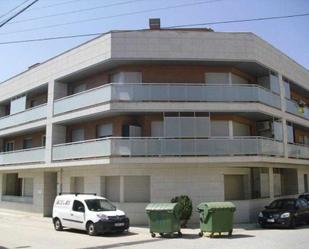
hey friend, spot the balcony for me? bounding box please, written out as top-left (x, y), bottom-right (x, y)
top-left (53, 83), bottom-right (281, 115)
top-left (285, 98), bottom-right (309, 120)
top-left (52, 137), bottom-right (284, 161)
top-left (287, 143), bottom-right (309, 160)
top-left (53, 85), bottom-right (112, 115)
top-left (0, 104), bottom-right (47, 131)
top-left (53, 139), bottom-right (111, 161)
top-left (0, 147), bottom-right (45, 165)
top-left (112, 83), bottom-right (281, 109)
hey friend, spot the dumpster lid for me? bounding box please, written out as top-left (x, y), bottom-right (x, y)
top-left (197, 202), bottom-right (236, 211)
top-left (145, 203), bottom-right (178, 211)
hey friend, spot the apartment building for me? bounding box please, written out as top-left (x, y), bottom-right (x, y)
top-left (0, 20), bottom-right (309, 224)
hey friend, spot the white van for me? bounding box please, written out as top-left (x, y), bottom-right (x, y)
top-left (52, 194), bottom-right (129, 236)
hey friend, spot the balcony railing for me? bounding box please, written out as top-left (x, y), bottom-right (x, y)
top-left (53, 83), bottom-right (281, 115)
top-left (52, 137), bottom-right (284, 161)
top-left (285, 98), bottom-right (309, 120)
top-left (0, 104), bottom-right (47, 130)
top-left (287, 143), bottom-right (309, 159)
top-left (112, 83), bottom-right (281, 109)
top-left (53, 85), bottom-right (112, 115)
top-left (0, 147), bottom-right (45, 165)
top-left (52, 139), bottom-right (111, 161)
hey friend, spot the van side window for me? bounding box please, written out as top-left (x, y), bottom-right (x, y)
top-left (72, 200), bottom-right (85, 212)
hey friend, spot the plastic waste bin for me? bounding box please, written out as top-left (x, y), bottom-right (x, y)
top-left (197, 202), bottom-right (236, 237)
top-left (146, 203), bottom-right (182, 238)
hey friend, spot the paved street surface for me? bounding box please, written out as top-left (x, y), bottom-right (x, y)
top-left (0, 209), bottom-right (308, 249)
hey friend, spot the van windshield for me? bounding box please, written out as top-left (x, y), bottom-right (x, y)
top-left (85, 199), bottom-right (116, 212)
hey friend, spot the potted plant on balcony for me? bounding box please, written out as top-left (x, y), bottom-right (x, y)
top-left (171, 195), bottom-right (193, 228)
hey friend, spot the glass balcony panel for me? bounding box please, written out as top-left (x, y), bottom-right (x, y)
top-left (52, 137), bottom-right (284, 160)
top-left (0, 104), bottom-right (47, 130)
top-left (52, 139), bottom-right (111, 160)
top-left (54, 85), bottom-right (111, 115)
top-left (285, 98), bottom-right (309, 120)
top-left (0, 147), bottom-right (45, 165)
top-left (287, 143), bottom-right (309, 159)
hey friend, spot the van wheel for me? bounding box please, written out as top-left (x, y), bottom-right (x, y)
top-left (87, 222), bottom-right (97, 236)
top-left (54, 218), bottom-right (63, 231)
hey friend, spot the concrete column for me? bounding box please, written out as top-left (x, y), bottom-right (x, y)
top-left (281, 118), bottom-right (288, 158)
top-left (269, 167), bottom-right (274, 198)
top-left (45, 80), bottom-right (55, 164)
top-left (297, 169), bottom-right (305, 194)
top-left (228, 72), bottom-right (232, 85)
top-left (57, 170), bottom-right (63, 194)
top-left (278, 74), bottom-right (286, 112)
top-left (120, 176), bottom-right (124, 202)
top-left (278, 74), bottom-right (289, 157)
top-left (228, 120), bottom-right (233, 138)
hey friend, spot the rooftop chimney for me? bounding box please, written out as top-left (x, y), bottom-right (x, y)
top-left (149, 18), bottom-right (160, 30)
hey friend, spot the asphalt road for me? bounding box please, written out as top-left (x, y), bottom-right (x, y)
top-left (0, 209), bottom-right (308, 249)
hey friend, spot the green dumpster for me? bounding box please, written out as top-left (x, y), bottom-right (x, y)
top-left (145, 203), bottom-right (182, 238)
top-left (197, 202), bottom-right (236, 237)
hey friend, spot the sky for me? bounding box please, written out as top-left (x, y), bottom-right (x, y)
top-left (0, 0), bottom-right (308, 83)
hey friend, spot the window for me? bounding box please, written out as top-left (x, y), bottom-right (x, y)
top-left (124, 176), bottom-right (150, 202)
top-left (72, 200), bottom-right (85, 212)
top-left (23, 138), bottom-right (33, 149)
top-left (85, 199), bottom-right (116, 212)
top-left (233, 122), bottom-right (250, 136)
top-left (105, 176), bottom-right (120, 202)
top-left (151, 121), bottom-right (163, 137)
top-left (111, 72), bottom-right (142, 83)
top-left (72, 84), bottom-right (86, 94)
top-left (70, 177), bottom-right (84, 193)
top-left (211, 121), bottom-right (229, 137)
top-left (22, 178), bottom-right (33, 197)
top-left (4, 173), bottom-right (22, 196)
top-left (96, 123), bottom-right (112, 138)
top-left (3, 174), bottom-right (33, 197)
top-left (163, 116), bottom-right (210, 138)
top-left (42, 135), bottom-right (46, 146)
top-left (5, 141), bottom-right (14, 152)
top-left (224, 175), bottom-right (246, 200)
top-left (205, 72), bottom-right (229, 84)
top-left (297, 199), bottom-right (308, 208)
top-left (72, 128), bottom-right (85, 142)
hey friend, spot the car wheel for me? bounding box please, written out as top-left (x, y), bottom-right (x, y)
top-left (289, 217), bottom-right (296, 229)
top-left (54, 218), bottom-right (63, 231)
top-left (87, 222), bottom-right (97, 236)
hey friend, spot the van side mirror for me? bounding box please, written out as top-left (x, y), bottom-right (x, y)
top-left (264, 205), bottom-right (269, 209)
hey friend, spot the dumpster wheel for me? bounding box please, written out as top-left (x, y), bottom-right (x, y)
top-left (198, 231), bottom-right (203, 237)
top-left (228, 229), bottom-right (233, 237)
top-left (151, 233), bottom-right (156, 238)
top-left (178, 231), bottom-right (182, 237)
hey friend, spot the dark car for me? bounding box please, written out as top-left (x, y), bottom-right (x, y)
top-left (258, 198), bottom-right (309, 228)
top-left (299, 193), bottom-right (309, 202)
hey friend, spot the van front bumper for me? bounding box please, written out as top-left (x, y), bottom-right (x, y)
top-left (94, 217), bottom-right (130, 234)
